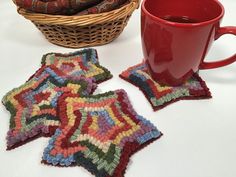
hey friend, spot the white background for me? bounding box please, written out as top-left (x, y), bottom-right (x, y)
top-left (0, 0), bottom-right (236, 177)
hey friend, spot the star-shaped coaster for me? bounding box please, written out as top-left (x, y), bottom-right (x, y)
top-left (42, 89), bottom-right (162, 177)
top-left (120, 62), bottom-right (212, 111)
top-left (2, 65), bottom-right (96, 150)
top-left (41, 48), bottom-right (112, 84)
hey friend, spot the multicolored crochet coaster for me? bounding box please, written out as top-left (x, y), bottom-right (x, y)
top-left (2, 65), bottom-right (96, 150)
top-left (120, 62), bottom-right (212, 111)
top-left (41, 49), bottom-right (112, 84)
top-left (42, 89), bottom-right (162, 177)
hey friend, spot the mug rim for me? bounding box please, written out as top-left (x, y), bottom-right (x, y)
top-left (141, 0), bottom-right (225, 27)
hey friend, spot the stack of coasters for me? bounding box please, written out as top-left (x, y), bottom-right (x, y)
top-left (42, 89), bottom-right (162, 177)
top-left (3, 49), bottom-right (163, 177)
top-left (15, 0), bottom-right (129, 15)
top-left (2, 49), bottom-right (112, 150)
top-left (15, 0), bottom-right (103, 15)
top-left (120, 62), bottom-right (212, 111)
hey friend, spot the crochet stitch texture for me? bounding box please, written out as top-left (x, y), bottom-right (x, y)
top-left (120, 62), bottom-right (212, 111)
top-left (42, 89), bottom-right (162, 177)
top-left (41, 49), bottom-right (112, 84)
top-left (2, 66), bottom-right (95, 150)
top-left (2, 49), bottom-right (112, 150)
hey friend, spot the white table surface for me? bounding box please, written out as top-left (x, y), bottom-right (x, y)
top-left (1, 0), bottom-right (236, 177)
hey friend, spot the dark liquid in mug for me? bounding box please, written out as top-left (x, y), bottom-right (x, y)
top-left (161, 15), bottom-right (199, 23)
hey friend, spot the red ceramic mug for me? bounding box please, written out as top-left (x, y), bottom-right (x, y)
top-left (141, 0), bottom-right (236, 86)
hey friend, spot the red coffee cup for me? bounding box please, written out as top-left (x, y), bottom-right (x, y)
top-left (141, 0), bottom-right (236, 86)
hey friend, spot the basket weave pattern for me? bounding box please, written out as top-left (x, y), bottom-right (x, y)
top-left (17, 0), bottom-right (139, 48)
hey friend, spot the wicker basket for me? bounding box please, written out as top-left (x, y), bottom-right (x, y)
top-left (16, 0), bottom-right (139, 48)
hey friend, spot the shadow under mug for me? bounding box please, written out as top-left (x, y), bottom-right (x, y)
top-left (141, 0), bottom-right (236, 86)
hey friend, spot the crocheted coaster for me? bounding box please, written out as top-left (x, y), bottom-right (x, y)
top-left (2, 65), bottom-right (96, 150)
top-left (120, 62), bottom-right (212, 111)
top-left (42, 89), bottom-right (162, 177)
top-left (41, 48), bottom-right (112, 84)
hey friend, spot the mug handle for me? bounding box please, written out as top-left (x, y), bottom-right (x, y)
top-left (200, 26), bottom-right (236, 69)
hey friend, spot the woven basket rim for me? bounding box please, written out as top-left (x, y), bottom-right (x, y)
top-left (16, 0), bottom-right (139, 26)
